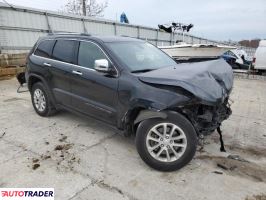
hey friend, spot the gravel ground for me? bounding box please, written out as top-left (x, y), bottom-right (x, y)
top-left (0, 77), bottom-right (266, 200)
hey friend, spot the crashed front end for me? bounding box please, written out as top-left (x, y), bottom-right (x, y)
top-left (179, 98), bottom-right (232, 135)
top-left (137, 59), bottom-right (234, 136)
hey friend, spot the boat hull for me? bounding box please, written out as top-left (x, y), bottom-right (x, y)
top-left (159, 44), bottom-right (235, 59)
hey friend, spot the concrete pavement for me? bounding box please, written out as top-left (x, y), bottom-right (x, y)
top-left (0, 77), bottom-right (266, 200)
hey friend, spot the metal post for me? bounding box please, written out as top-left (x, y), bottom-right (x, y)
top-left (156, 29), bottom-right (159, 46)
top-left (173, 32), bottom-right (175, 45)
top-left (44, 12), bottom-right (52, 33)
top-left (114, 23), bottom-right (117, 35)
top-left (82, 18), bottom-right (88, 33)
top-left (82, 0), bottom-right (86, 16)
top-left (137, 26), bottom-right (140, 39)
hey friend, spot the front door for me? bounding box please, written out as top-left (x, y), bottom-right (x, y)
top-left (71, 41), bottom-right (119, 125)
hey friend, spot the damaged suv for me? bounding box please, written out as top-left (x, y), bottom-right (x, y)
top-left (26, 34), bottom-right (233, 171)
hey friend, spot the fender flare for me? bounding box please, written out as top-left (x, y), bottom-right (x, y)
top-left (28, 74), bottom-right (48, 90)
top-left (134, 110), bottom-right (167, 124)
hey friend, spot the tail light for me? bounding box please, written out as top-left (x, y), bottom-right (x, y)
top-left (252, 57), bottom-right (256, 64)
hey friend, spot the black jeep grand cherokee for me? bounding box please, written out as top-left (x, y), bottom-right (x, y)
top-left (26, 33), bottom-right (233, 171)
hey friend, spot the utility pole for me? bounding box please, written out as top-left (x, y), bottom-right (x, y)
top-left (82, 0), bottom-right (86, 16)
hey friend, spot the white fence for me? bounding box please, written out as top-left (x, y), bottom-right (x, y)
top-left (0, 2), bottom-right (256, 56)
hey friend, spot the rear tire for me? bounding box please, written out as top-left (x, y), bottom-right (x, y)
top-left (135, 112), bottom-right (197, 171)
top-left (31, 82), bottom-right (57, 117)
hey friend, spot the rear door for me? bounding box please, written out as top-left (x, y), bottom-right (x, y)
top-left (71, 41), bottom-right (119, 125)
top-left (49, 39), bottom-right (78, 106)
top-left (30, 39), bottom-right (55, 81)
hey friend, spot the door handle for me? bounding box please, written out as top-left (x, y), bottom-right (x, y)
top-left (72, 70), bottom-right (83, 75)
top-left (43, 62), bottom-right (52, 67)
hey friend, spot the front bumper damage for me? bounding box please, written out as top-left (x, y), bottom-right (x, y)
top-left (181, 98), bottom-right (232, 136)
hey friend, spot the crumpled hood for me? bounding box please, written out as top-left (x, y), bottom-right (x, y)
top-left (137, 59), bottom-right (233, 104)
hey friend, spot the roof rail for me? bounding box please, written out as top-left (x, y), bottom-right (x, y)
top-left (48, 32), bottom-right (91, 36)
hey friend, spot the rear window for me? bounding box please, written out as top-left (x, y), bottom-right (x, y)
top-left (52, 40), bottom-right (76, 63)
top-left (34, 40), bottom-right (55, 58)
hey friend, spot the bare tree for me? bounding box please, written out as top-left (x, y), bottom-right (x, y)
top-left (64, 0), bottom-right (108, 17)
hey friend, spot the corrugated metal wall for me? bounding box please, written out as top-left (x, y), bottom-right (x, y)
top-left (0, 2), bottom-right (256, 56)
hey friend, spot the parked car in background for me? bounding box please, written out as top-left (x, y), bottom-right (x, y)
top-left (26, 33), bottom-right (233, 171)
top-left (221, 53), bottom-right (237, 68)
top-left (223, 49), bottom-right (251, 70)
top-left (253, 40), bottom-right (266, 74)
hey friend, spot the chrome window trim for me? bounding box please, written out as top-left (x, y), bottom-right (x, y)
top-left (32, 38), bottom-right (120, 77)
top-left (32, 54), bottom-right (96, 72)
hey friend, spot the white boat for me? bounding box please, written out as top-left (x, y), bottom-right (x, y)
top-left (159, 43), bottom-right (236, 60)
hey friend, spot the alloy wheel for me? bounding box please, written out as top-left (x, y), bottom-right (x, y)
top-left (146, 123), bottom-right (187, 162)
top-left (33, 88), bottom-right (46, 112)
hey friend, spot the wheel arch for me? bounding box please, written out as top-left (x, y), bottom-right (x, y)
top-left (123, 107), bottom-right (168, 136)
top-left (134, 110), bottom-right (168, 125)
top-left (28, 74), bottom-right (45, 91)
top-left (131, 108), bottom-right (197, 136)
top-left (27, 74), bottom-right (57, 107)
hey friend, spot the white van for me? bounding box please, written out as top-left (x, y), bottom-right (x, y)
top-left (253, 40), bottom-right (266, 72)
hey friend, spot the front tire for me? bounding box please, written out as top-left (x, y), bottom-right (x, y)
top-left (135, 112), bottom-right (197, 171)
top-left (31, 82), bottom-right (56, 117)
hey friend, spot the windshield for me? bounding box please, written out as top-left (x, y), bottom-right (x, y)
top-left (106, 42), bottom-right (177, 72)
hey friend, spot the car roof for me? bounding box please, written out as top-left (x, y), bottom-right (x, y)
top-left (42, 33), bottom-right (142, 43)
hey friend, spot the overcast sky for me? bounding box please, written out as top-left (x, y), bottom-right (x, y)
top-left (2, 0), bottom-right (266, 41)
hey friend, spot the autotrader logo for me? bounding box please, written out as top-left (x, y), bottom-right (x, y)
top-left (0, 188), bottom-right (54, 199)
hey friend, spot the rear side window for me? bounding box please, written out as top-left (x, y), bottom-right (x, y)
top-left (78, 41), bottom-right (107, 69)
top-left (34, 40), bottom-right (55, 58)
top-left (52, 40), bottom-right (76, 63)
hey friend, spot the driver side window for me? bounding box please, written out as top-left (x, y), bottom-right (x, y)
top-left (78, 41), bottom-right (108, 69)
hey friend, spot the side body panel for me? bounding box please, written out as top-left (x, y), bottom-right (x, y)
top-left (70, 67), bottom-right (119, 125)
top-left (115, 72), bottom-right (191, 129)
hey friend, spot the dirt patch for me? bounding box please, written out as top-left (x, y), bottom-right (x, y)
top-left (28, 142), bottom-right (78, 171)
top-left (54, 144), bottom-right (73, 151)
top-left (52, 143), bottom-right (80, 171)
top-left (0, 132), bottom-right (6, 139)
top-left (245, 194), bottom-right (266, 200)
top-left (41, 155), bottom-right (51, 160)
top-left (196, 155), bottom-right (266, 182)
top-left (31, 157), bottom-right (41, 170)
top-left (32, 158), bottom-right (39, 163)
top-left (212, 171), bottom-right (223, 175)
top-left (32, 163), bottom-right (40, 170)
top-left (227, 154), bottom-right (249, 163)
top-left (3, 97), bottom-right (26, 102)
top-left (58, 135), bottom-right (67, 142)
top-left (226, 145), bottom-right (266, 158)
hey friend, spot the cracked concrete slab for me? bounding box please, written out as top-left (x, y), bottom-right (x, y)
top-left (1, 78), bottom-right (266, 200)
top-left (0, 151), bottom-right (91, 199)
top-left (70, 183), bottom-right (130, 200)
top-left (0, 139), bottom-right (24, 164)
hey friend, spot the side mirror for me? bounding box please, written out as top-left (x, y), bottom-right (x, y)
top-left (94, 59), bottom-right (110, 73)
